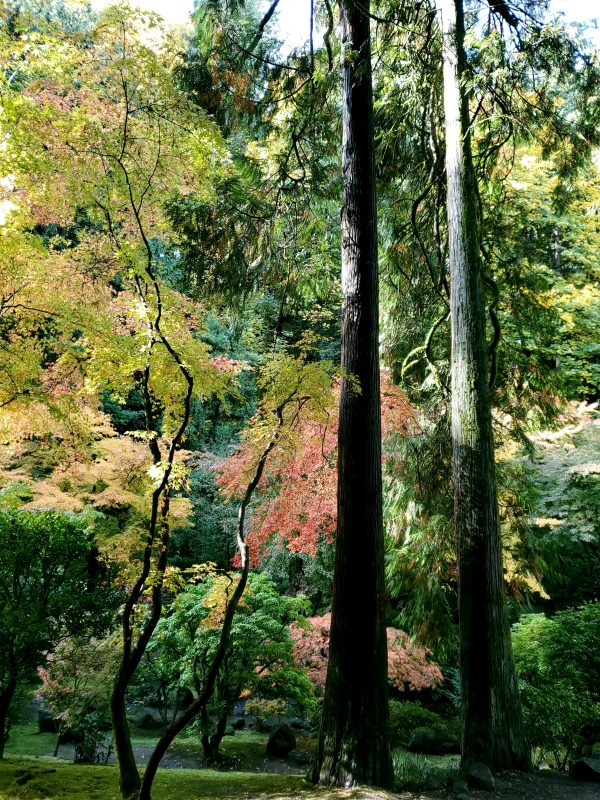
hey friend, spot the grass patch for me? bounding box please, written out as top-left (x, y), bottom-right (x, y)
top-left (0, 758), bottom-right (311, 800)
top-left (4, 722), bottom-right (59, 759)
top-left (392, 749), bottom-right (459, 792)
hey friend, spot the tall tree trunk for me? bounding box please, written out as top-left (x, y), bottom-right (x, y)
top-left (438, 0), bottom-right (531, 772)
top-left (311, 0), bottom-right (392, 788)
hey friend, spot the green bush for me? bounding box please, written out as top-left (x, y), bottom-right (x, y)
top-left (392, 751), bottom-right (458, 792)
top-left (0, 481), bottom-right (34, 509)
top-left (244, 698), bottom-right (287, 730)
top-left (137, 572), bottom-right (316, 757)
top-left (512, 604), bottom-right (600, 770)
top-left (72, 712), bottom-right (113, 764)
top-left (389, 700), bottom-right (458, 748)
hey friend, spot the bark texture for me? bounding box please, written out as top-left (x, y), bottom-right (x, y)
top-left (311, 0), bottom-right (392, 787)
top-left (438, 0), bottom-right (531, 773)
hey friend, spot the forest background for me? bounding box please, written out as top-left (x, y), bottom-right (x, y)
top-left (0, 0), bottom-right (599, 797)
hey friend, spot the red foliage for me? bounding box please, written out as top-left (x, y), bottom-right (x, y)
top-left (290, 613), bottom-right (442, 692)
top-left (210, 356), bottom-right (247, 375)
top-left (218, 373), bottom-right (419, 566)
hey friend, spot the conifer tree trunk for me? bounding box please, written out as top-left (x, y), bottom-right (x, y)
top-left (438, 0), bottom-right (531, 772)
top-left (311, 0), bottom-right (392, 787)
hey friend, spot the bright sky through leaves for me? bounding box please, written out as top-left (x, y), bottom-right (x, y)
top-left (90, 0), bottom-right (599, 47)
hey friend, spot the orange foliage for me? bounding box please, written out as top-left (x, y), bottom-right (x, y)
top-left (290, 613), bottom-right (442, 692)
top-left (218, 373), bottom-right (419, 565)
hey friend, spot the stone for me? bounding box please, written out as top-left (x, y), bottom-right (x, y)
top-left (266, 724), bottom-right (296, 758)
top-left (261, 714), bottom-right (284, 731)
top-left (580, 721), bottom-right (600, 742)
top-left (452, 778), bottom-right (470, 796)
top-left (135, 712), bottom-right (162, 730)
top-left (290, 750), bottom-right (312, 766)
top-left (290, 717), bottom-right (311, 730)
top-left (466, 762), bottom-right (495, 792)
top-left (38, 710), bottom-right (58, 735)
top-left (408, 726), bottom-right (459, 755)
top-left (570, 757), bottom-right (600, 782)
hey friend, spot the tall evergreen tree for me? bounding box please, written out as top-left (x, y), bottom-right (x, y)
top-left (311, 0), bottom-right (392, 787)
top-left (438, 0), bottom-right (531, 772)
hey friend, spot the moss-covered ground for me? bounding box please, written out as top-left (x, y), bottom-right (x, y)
top-left (0, 758), bottom-right (313, 800)
top-left (5, 721), bottom-right (314, 772)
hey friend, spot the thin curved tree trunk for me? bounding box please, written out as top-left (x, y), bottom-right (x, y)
top-left (138, 406), bottom-right (287, 800)
top-left (311, 0), bottom-right (392, 788)
top-left (438, 0), bottom-right (531, 772)
top-left (106, 139), bottom-right (196, 798)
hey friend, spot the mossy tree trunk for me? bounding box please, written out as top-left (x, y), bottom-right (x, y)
top-left (310, 0), bottom-right (392, 788)
top-left (438, 0), bottom-right (532, 772)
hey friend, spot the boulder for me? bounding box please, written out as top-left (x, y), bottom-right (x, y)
top-left (580, 721), bottom-right (600, 742)
top-left (38, 710), bottom-right (58, 735)
top-left (135, 712), bottom-right (163, 730)
top-left (407, 726), bottom-right (459, 755)
top-left (466, 762), bottom-right (495, 792)
top-left (290, 750), bottom-right (312, 766)
top-left (266, 724), bottom-right (296, 758)
top-left (232, 718), bottom-right (246, 730)
top-left (452, 778), bottom-right (470, 797)
top-left (260, 714), bottom-right (284, 731)
top-left (290, 717), bottom-right (312, 731)
top-left (570, 757), bottom-right (600, 782)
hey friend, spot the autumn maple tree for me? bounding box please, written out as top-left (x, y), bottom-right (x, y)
top-left (290, 612), bottom-right (442, 695)
top-left (218, 373), bottom-right (418, 565)
top-left (0, 7), bottom-right (233, 796)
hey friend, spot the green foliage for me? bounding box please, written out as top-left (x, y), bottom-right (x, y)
top-left (392, 750), bottom-right (458, 792)
top-left (0, 510), bottom-right (114, 748)
top-left (0, 481), bottom-right (34, 510)
top-left (489, 149), bottom-right (600, 406)
top-left (384, 418), bottom-right (457, 659)
top-left (526, 412), bottom-right (600, 609)
top-left (169, 469), bottom-right (237, 570)
top-left (99, 390), bottom-right (146, 435)
top-left (37, 635), bottom-right (119, 763)
top-left (244, 698), bottom-right (287, 730)
top-left (512, 605), bottom-right (600, 769)
top-left (136, 571), bottom-right (316, 754)
top-left (258, 538), bottom-right (334, 615)
top-left (388, 701), bottom-right (458, 749)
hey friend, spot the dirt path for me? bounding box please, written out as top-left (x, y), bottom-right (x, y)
top-left (463, 770), bottom-right (599, 800)
top-left (262, 771), bottom-right (600, 800)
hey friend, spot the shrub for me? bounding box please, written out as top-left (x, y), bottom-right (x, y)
top-left (0, 510), bottom-right (114, 757)
top-left (512, 605), bottom-right (600, 770)
top-left (72, 712), bottom-right (113, 764)
top-left (139, 572), bottom-right (315, 758)
top-left (290, 614), bottom-right (442, 694)
top-left (245, 698), bottom-right (287, 730)
top-left (392, 750), bottom-right (458, 792)
top-left (37, 636), bottom-right (118, 763)
top-left (0, 480), bottom-right (34, 509)
top-left (389, 700), bottom-right (458, 748)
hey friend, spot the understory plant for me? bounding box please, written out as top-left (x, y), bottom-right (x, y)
top-left (392, 750), bottom-right (458, 792)
top-left (512, 604), bottom-right (600, 770)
